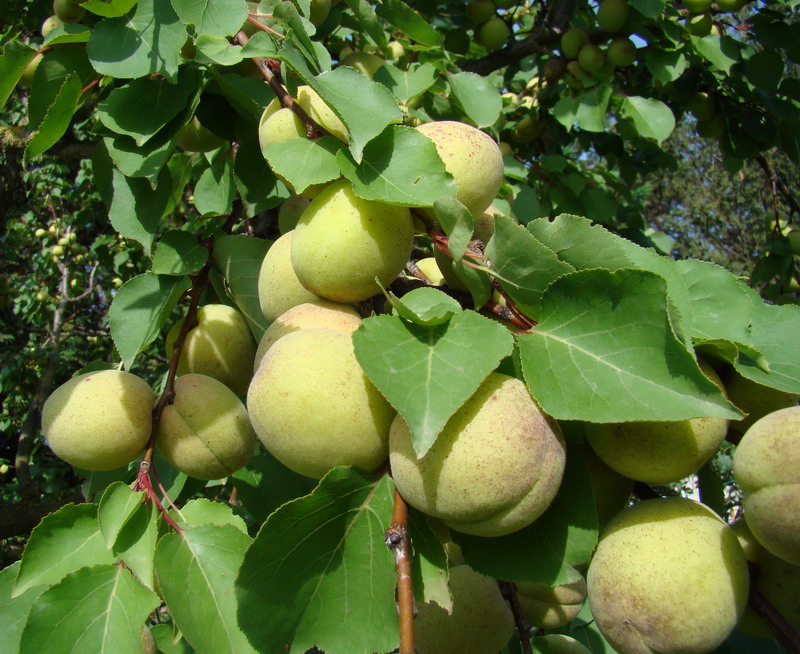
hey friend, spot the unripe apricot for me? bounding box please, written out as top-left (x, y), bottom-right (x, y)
top-left (42, 370), bottom-right (154, 470)
top-left (340, 51), bottom-right (385, 79)
top-left (291, 180), bottom-right (414, 303)
top-left (166, 304), bottom-right (257, 397)
top-left (390, 373), bottom-right (566, 537)
top-left (414, 564), bottom-right (514, 654)
top-left (733, 406), bottom-right (800, 565)
top-left (596, 0), bottom-right (629, 32)
top-left (415, 121), bottom-right (504, 218)
top-left (253, 300), bottom-right (361, 371)
top-left (560, 28), bottom-right (588, 59)
top-left (258, 230), bottom-right (325, 322)
top-left (156, 374), bottom-right (255, 480)
top-left (516, 576), bottom-right (587, 628)
top-left (247, 328), bottom-right (396, 479)
top-left (725, 372), bottom-right (799, 434)
top-left (587, 498), bottom-right (749, 654)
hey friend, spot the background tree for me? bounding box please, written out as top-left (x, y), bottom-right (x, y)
top-left (1, 0), bottom-right (800, 653)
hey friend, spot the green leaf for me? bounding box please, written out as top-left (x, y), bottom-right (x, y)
top-left (693, 34), bottom-right (740, 74)
top-left (98, 481), bottom-right (146, 549)
top-left (28, 45), bottom-right (95, 128)
top-left (353, 311), bottom-right (514, 456)
top-left (645, 49), bottom-right (688, 84)
top-left (389, 287), bottom-right (462, 326)
top-left (151, 623), bottom-right (195, 654)
top-left (114, 502), bottom-right (159, 590)
top-left (83, 0), bottom-right (138, 17)
top-left (447, 72), bottom-right (502, 128)
top-left (14, 504), bottom-right (117, 598)
top-left (518, 268), bottom-right (742, 422)
top-left (155, 523), bottom-right (256, 654)
top-left (194, 155), bottom-right (236, 216)
top-left (109, 272), bottom-right (191, 371)
top-left (211, 235), bottom-right (271, 342)
top-left (174, 498), bottom-right (249, 533)
top-left (629, 0), bottom-right (667, 19)
top-left (19, 565), bottom-right (160, 654)
top-left (152, 230), bottom-right (209, 276)
top-left (236, 468), bottom-right (398, 654)
top-left (171, 0), bottom-right (249, 37)
top-left (553, 95), bottom-right (578, 131)
top-left (373, 62), bottom-right (438, 104)
top-left (485, 215), bottom-right (574, 322)
top-left (262, 137), bottom-right (343, 196)
top-left (620, 96), bottom-right (675, 143)
top-left (0, 562), bottom-right (47, 654)
top-left (23, 73), bottom-right (83, 164)
top-left (230, 452), bottom-right (318, 523)
top-left (744, 49), bottom-right (785, 93)
top-left (340, 0), bottom-right (387, 51)
top-left (43, 23), bottom-right (92, 46)
top-left (107, 166), bottom-right (173, 252)
top-left (97, 70), bottom-right (199, 146)
top-left (736, 301), bottom-right (800, 394)
top-left (312, 66), bottom-right (404, 162)
top-left (337, 125), bottom-right (456, 206)
top-left (374, 0), bottom-right (443, 46)
top-left (674, 259), bottom-right (754, 346)
top-left (0, 41), bottom-right (37, 109)
top-left (105, 130), bottom-right (176, 181)
top-left (576, 85), bottom-right (612, 133)
top-left (87, 0), bottom-right (186, 81)
top-left (406, 509), bottom-right (451, 609)
top-left (234, 135), bottom-right (288, 217)
top-left (195, 34), bottom-right (245, 65)
top-left (453, 445), bottom-right (597, 585)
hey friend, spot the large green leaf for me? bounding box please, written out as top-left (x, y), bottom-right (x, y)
top-left (171, 0), bottom-right (249, 37)
top-left (619, 96), bottom-right (675, 143)
top-left (211, 235), bottom-right (271, 342)
top-left (109, 272), bottom-right (191, 371)
top-left (156, 523), bottom-right (256, 654)
top-left (693, 34), bottom-right (740, 74)
top-left (374, 0), bottom-right (443, 46)
top-left (447, 72), bottom-right (502, 128)
top-left (576, 84), bottom-right (612, 133)
top-left (373, 62), bottom-right (438, 104)
top-left (23, 73), bottom-right (83, 163)
top-left (236, 468), bottom-right (398, 654)
top-left (0, 41), bottom-right (37, 109)
top-left (97, 70), bottom-right (199, 146)
top-left (83, 0), bottom-right (138, 16)
top-left (262, 137), bottom-right (343, 196)
top-left (353, 311), bottom-right (514, 456)
top-left (98, 481), bottom-right (146, 549)
top-left (152, 230), bottom-right (209, 276)
top-left (87, 0), bottom-right (186, 81)
top-left (14, 504), bottom-right (117, 597)
top-left (19, 565), bottom-right (160, 654)
top-left (453, 445), bottom-right (598, 585)
top-left (518, 268), bottom-right (742, 422)
top-left (337, 125), bottom-right (456, 206)
top-left (194, 155), bottom-right (236, 216)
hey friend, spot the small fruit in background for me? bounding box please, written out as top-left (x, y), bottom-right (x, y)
top-left (386, 40), bottom-right (405, 60)
top-left (687, 12), bottom-right (713, 36)
top-left (34, 228), bottom-right (47, 238)
top-left (340, 51), bottom-right (385, 78)
top-left (686, 91), bottom-right (715, 121)
top-left (42, 370), bottom-right (155, 471)
top-left (466, 0), bottom-right (496, 24)
top-left (560, 28), bottom-right (588, 59)
top-left (577, 44), bottom-right (606, 73)
top-left (596, 0), bottom-right (629, 33)
top-left (717, 0), bottom-right (747, 11)
top-left (532, 634), bottom-right (592, 654)
top-left (477, 16), bottom-right (510, 50)
top-left (53, 0), bottom-right (85, 24)
top-left (683, 0), bottom-right (713, 13)
top-left (606, 36), bottom-right (637, 67)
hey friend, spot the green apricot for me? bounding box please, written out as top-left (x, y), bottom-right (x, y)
top-left (577, 44), bottom-right (606, 73)
top-left (587, 498), bottom-right (750, 654)
top-left (717, 0), bottom-right (747, 11)
top-left (607, 36), bottom-right (637, 67)
top-left (533, 634), bottom-right (592, 654)
top-left (516, 577), bottom-right (587, 628)
top-left (415, 257), bottom-right (445, 286)
top-left (258, 106), bottom-right (305, 151)
top-left (42, 370), bottom-right (154, 471)
top-left (683, 0), bottom-right (713, 13)
top-left (277, 194), bottom-right (312, 234)
top-left (41, 15), bottom-right (64, 38)
top-left (415, 120), bottom-right (504, 218)
top-left (726, 372), bottom-right (799, 434)
top-left (166, 304), bottom-right (257, 397)
top-left (290, 180), bottom-right (414, 303)
top-left (560, 28), bottom-right (588, 59)
top-left (53, 0), bottom-right (85, 23)
top-left (686, 91), bottom-right (715, 121)
top-left (340, 51), bottom-right (385, 79)
top-left (156, 374), bottom-right (255, 480)
top-left (687, 12), bottom-right (713, 36)
top-left (466, 0), bottom-right (496, 24)
top-left (253, 300), bottom-right (361, 371)
top-left (247, 328), bottom-right (396, 478)
top-left (414, 564), bottom-right (515, 654)
top-left (390, 373), bottom-right (566, 537)
top-left (596, 0), bottom-right (629, 32)
top-left (477, 16), bottom-right (510, 50)
top-left (733, 406), bottom-right (800, 565)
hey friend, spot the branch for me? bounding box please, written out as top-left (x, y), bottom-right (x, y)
top-left (755, 154), bottom-right (800, 220)
top-left (385, 488), bottom-right (415, 654)
top-left (498, 580), bottom-right (533, 654)
top-left (748, 566), bottom-right (800, 654)
top-left (0, 497), bottom-right (80, 541)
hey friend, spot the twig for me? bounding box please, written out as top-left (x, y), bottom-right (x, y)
top-left (749, 565), bottom-right (800, 654)
top-left (385, 488), bottom-right (415, 654)
top-left (498, 580), bottom-right (533, 654)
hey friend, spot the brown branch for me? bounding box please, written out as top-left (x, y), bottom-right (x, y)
top-left (498, 580), bottom-right (533, 654)
top-left (385, 488), bottom-right (414, 654)
top-left (755, 154), bottom-right (800, 223)
top-left (0, 497), bottom-right (81, 541)
top-left (749, 566), bottom-right (800, 654)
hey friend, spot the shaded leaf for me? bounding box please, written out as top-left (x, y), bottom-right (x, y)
top-left (0, 562), bottom-right (47, 654)
top-left (620, 96), bottom-right (675, 143)
top-left (194, 155), bottom-right (236, 216)
top-left (23, 74), bottom-right (83, 163)
top-left (109, 272), bottom-right (191, 371)
top-left (236, 468), bottom-right (397, 654)
top-left (19, 565), bottom-right (160, 654)
top-left (175, 498), bottom-right (248, 533)
top-left (171, 0), bottom-right (249, 37)
top-left (353, 311), bottom-right (514, 456)
top-left (0, 41), bottom-right (37, 109)
top-left (447, 72), bottom-right (502, 128)
top-left (373, 62), bottom-right (438, 104)
top-left (83, 0), bottom-right (138, 16)
top-left (576, 85), bottom-right (612, 133)
top-left (388, 287), bottom-right (462, 327)
top-left (98, 481), bottom-right (146, 549)
top-left (152, 230), bottom-right (209, 276)
top-left (374, 0), bottom-right (443, 46)
top-left (693, 34), bottom-right (740, 74)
